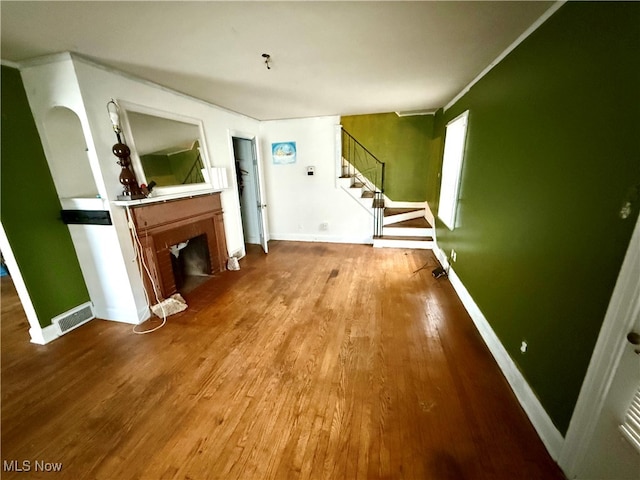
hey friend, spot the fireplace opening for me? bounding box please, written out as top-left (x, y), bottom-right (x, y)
top-left (170, 234), bottom-right (212, 293)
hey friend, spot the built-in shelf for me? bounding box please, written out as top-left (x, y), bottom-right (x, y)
top-left (59, 197), bottom-right (109, 211)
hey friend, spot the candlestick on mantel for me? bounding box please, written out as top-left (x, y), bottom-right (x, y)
top-left (112, 142), bottom-right (145, 200)
top-left (107, 99), bottom-right (145, 200)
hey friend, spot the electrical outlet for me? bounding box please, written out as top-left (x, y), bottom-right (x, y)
top-left (520, 341), bottom-right (528, 354)
top-left (450, 249), bottom-right (457, 263)
top-left (320, 222), bottom-right (328, 231)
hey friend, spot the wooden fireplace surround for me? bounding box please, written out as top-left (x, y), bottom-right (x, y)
top-left (128, 192), bottom-right (227, 301)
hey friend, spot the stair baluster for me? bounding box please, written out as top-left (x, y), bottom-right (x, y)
top-left (341, 129), bottom-right (385, 238)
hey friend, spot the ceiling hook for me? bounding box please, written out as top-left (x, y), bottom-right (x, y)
top-left (262, 53), bottom-right (271, 70)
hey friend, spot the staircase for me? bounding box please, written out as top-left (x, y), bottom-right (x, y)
top-left (339, 127), bottom-right (435, 249)
top-left (338, 174), bottom-right (435, 249)
top-left (376, 207), bottom-right (435, 249)
top-left (337, 130), bottom-right (435, 250)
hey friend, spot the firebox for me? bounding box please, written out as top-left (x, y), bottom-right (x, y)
top-left (170, 234), bottom-right (212, 293)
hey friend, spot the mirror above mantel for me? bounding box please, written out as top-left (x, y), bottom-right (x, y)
top-left (120, 104), bottom-right (215, 197)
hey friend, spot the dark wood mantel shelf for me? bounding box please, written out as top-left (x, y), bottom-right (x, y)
top-left (127, 192), bottom-right (228, 301)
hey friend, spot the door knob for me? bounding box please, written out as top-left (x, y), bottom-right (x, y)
top-left (628, 332), bottom-right (640, 354)
top-left (627, 332), bottom-right (640, 345)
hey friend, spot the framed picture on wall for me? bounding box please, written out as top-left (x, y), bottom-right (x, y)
top-left (272, 142), bottom-right (296, 164)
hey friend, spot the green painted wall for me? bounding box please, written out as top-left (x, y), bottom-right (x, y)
top-left (141, 153), bottom-right (174, 185)
top-left (169, 146), bottom-right (204, 184)
top-left (428, 2), bottom-right (640, 434)
top-left (141, 144), bottom-right (203, 186)
top-left (1, 66), bottom-right (90, 327)
top-left (341, 113), bottom-right (434, 202)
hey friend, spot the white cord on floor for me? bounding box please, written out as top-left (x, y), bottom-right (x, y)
top-left (125, 205), bottom-right (167, 334)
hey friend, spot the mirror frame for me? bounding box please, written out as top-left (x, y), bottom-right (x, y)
top-left (118, 101), bottom-right (214, 197)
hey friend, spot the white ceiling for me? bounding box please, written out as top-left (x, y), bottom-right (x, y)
top-left (1, 1), bottom-right (556, 120)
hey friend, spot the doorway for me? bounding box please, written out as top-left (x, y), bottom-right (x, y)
top-left (231, 136), bottom-right (268, 253)
top-left (560, 213), bottom-right (640, 478)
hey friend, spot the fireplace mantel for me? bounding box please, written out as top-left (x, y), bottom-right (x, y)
top-left (125, 192), bottom-right (227, 301)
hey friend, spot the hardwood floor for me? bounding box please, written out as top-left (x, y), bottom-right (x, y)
top-left (1, 241), bottom-right (565, 479)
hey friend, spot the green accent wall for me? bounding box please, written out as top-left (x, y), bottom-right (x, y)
top-left (341, 113), bottom-right (434, 202)
top-left (1, 66), bottom-right (90, 327)
top-left (428, 2), bottom-right (640, 434)
top-left (141, 143), bottom-right (203, 186)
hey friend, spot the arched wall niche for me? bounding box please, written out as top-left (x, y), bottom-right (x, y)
top-left (43, 106), bottom-right (99, 199)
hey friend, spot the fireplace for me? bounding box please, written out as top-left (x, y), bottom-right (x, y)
top-left (127, 193), bottom-right (227, 301)
top-left (170, 234), bottom-right (212, 293)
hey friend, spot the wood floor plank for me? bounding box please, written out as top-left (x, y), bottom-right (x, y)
top-left (1, 241), bottom-right (566, 479)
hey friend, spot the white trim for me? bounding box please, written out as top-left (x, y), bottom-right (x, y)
top-left (1, 59), bottom-right (20, 69)
top-left (423, 201), bottom-right (436, 229)
top-left (18, 52), bottom-right (256, 121)
top-left (335, 124), bottom-right (343, 189)
top-left (270, 233), bottom-right (372, 245)
top-left (382, 226), bottom-right (434, 237)
top-left (228, 129), bottom-right (269, 253)
top-left (434, 246), bottom-right (564, 460)
top-left (382, 199), bottom-right (427, 209)
top-left (0, 222), bottom-right (52, 344)
top-left (112, 187), bottom-right (222, 207)
top-left (14, 51), bottom-right (73, 69)
top-left (395, 110), bottom-right (437, 117)
top-left (438, 110), bottom-right (469, 230)
top-left (29, 324), bottom-right (60, 345)
top-left (373, 238), bottom-right (434, 250)
top-left (444, 1), bottom-right (566, 112)
top-left (559, 213), bottom-right (640, 477)
top-left (116, 99), bottom-right (215, 198)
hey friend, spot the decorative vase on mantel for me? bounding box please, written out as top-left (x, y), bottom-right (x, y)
top-left (112, 142), bottom-right (145, 201)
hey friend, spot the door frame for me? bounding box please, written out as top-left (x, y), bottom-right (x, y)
top-left (560, 212), bottom-right (640, 476)
top-left (227, 130), bottom-right (269, 255)
top-left (0, 222), bottom-right (57, 344)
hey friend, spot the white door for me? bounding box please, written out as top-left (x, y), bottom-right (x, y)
top-left (231, 136), bottom-right (268, 254)
top-left (251, 140), bottom-right (269, 254)
top-left (576, 306), bottom-right (640, 479)
top-left (563, 214), bottom-right (640, 479)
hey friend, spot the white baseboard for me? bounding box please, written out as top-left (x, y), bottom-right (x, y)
top-left (269, 233), bottom-right (372, 245)
top-left (95, 305), bottom-right (147, 325)
top-left (373, 238), bottom-right (435, 250)
top-left (29, 324), bottom-right (60, 345)
top-left (434, 247), bottom-right (564, 460)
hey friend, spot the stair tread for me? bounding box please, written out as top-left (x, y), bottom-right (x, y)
top-left (361, 191), bottom-right (374, 198)
top-left (385, 217), bottom-right (432, 228)
top-left (384, 207), bottom-right (424, 217)
top-left (377, 235), bottom-right (434, 242)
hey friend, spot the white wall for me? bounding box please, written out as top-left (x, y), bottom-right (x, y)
top-left (260, 117), bottom-right (372, 244)
top-left (20, 53), bottom-right (260, 323)
top-left (19, 53), bottom-right (372, 327)
top-left (20, 55), bottom-right (141, 324)
top-left (72, 57), bottom-right (260, 257)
